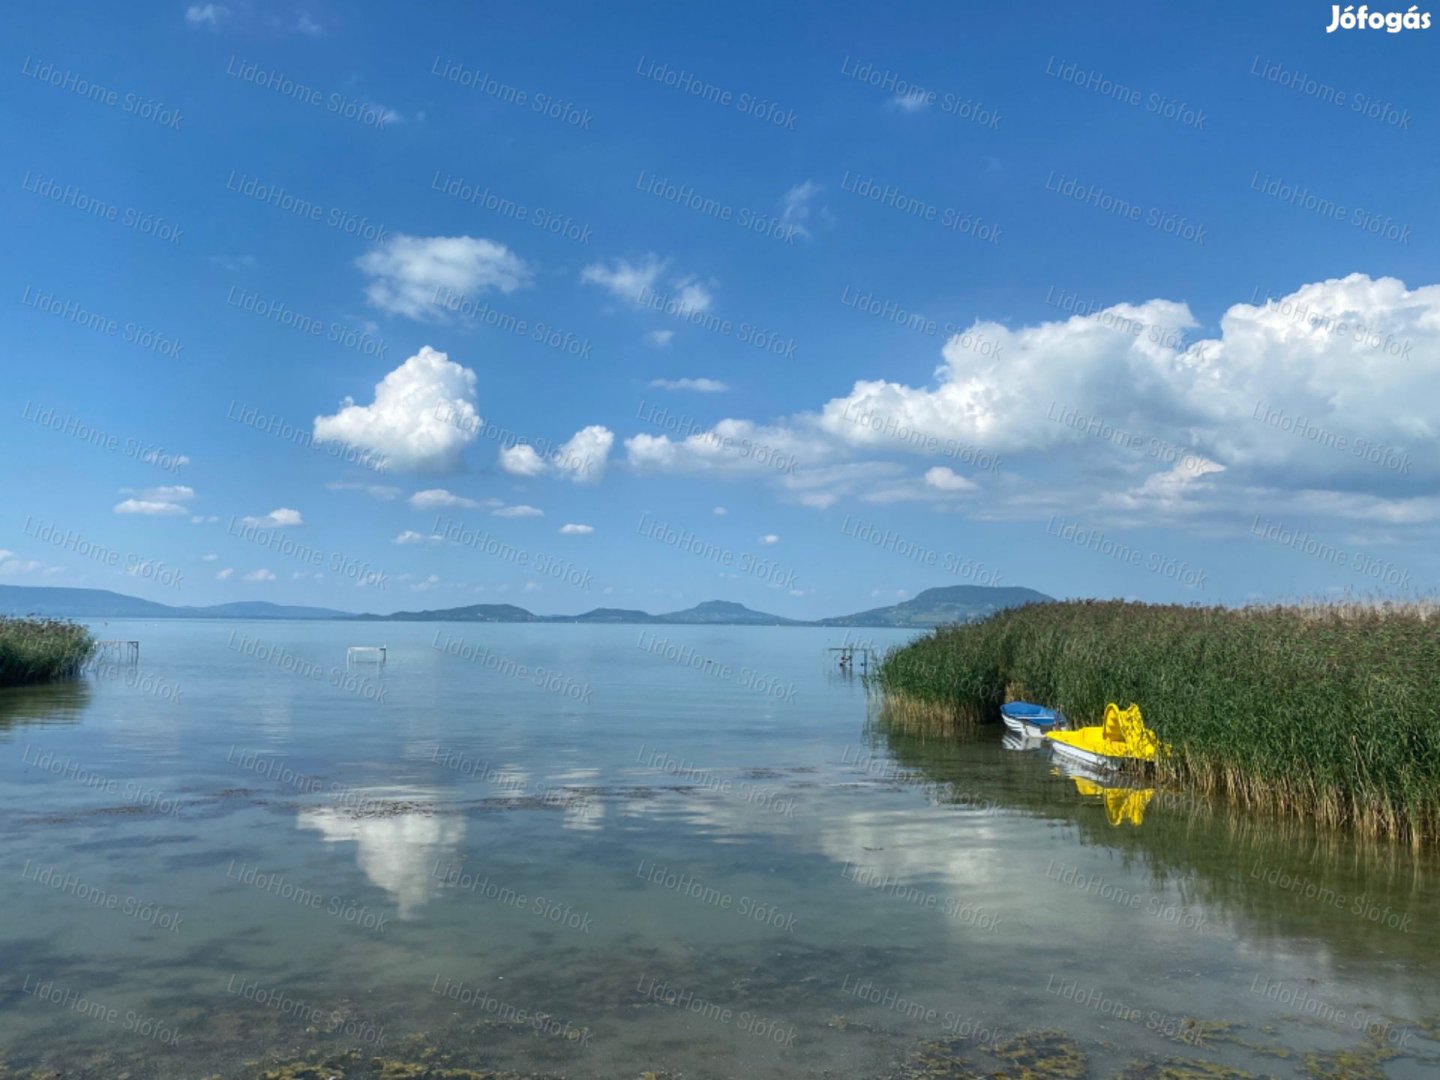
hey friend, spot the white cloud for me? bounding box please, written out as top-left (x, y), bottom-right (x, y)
top-left (625, 274), bottom-right (1440, 524)
top-left (190, 515), bottom-right (219, 524)
top-left (582, 256), bottom-right (713, 318)
top-left (243, 569), bottom-right (276, 583)
top-left (780, 181), bottom-right (821, 240)
top-left (241, 508), bottom-right (303, 528)
top-left (556, 426), bottom-right (614, 482)
top-left (296, 13), bottom-right (323, 36)
top-left (0, 550), bottom-right (50, 575)
top-left (671, 277), bottom-right (713, 317)
top-left (713, 506), bottom-right (728, 515)
top-left (327, 481), bottom-right (403, 501)
top-left (501, 425), bottom-right (614, 484)
top-left (394, 530), bottom-right (444, 544)
top-left (216, 568), bottom-right (235, 580)
top-left (890, 88), bottom-right (932, 112)
top-left (649, 377), bottom-right (729, 392)
top-left (759, 534), bottom-right (780, 545)
top-left (115, 499), bottom-right (187, 516)
top-left (209, 254), bottom-right (256, 272)
top-left (184, 4), bottom-right (228, 28)
top-left (313, 346), bottom-right (479, 473)
top-left (139, 450), bottom-right (190, 468)
top-left (645, 330), bottom-right (675, 348)
top-left (559, 523), bottom-right (594, 535)
top-left (493, 505), bottom-right (543, 518)
top-left (114, 484), bottom-right (195, 516)
top-left (580, 255), bottom-right (666, 304)
top-left (357, 235), bottom-right (530, 320)
top-left (924, 466), bottom-right (978, 492)
top-left (499, 444), bottom-right (546, 478)
top-left (201, 554), bottom-right (218, 562)
top-left (409, 489), bottom-right (477, 509)
top-left (626, 419), bottom-right (818, 476)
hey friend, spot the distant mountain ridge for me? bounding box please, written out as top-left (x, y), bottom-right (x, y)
top-left (0, 584), bottom-right (1053, 628)
top-left (814, 585), bottom-right (1055, 627)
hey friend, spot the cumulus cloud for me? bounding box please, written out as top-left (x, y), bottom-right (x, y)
top-left (625, 274), bottom-right (1440, 522)
top-left (493, 505), bottom-right (543, 518)
top-left (498, 444), bottom-right (546, 478)
top-left (645, 330), bottom-right (675, 348)
top-left (394, 530), bottom-right (443, 544)
top-left (216, 568), bottom-right (235, 580)
top-left (758, 534), bottom-right (780, 545)
top-left (500, 425), bottom-right (614, 483)
top-left (243, 569), bottom-right (277, 583)
top-left (559, 523), bottom-right (594, 535)
top-left (409, 489), bottom-right (477, 509)
top-left (713, 506), bottom-right (728, 515)
top-left (241, 508), bottom-right (303, 528)
top-left (314, 346), bottom-right (479, 473)
top-left (357, 235), bottom-right (530, 320)
top-left (649, 377), bottom-right (729, 392)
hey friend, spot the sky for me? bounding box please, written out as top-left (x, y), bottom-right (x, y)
top-left (3, 1), bottom-right (1438, 618)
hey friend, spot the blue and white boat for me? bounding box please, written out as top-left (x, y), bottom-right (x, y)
top-left (999, 701), bottom-right (1066, 739)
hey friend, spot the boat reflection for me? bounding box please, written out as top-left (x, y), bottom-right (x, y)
top-left (1050, 754), bottom-right (1153, 826)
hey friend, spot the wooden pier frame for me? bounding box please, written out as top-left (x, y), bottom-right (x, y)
top-left (93, 640), bottom-right (140, 664)
top-left (346, 645), bottom-right (387, 665)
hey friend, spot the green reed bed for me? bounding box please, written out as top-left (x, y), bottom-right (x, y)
top-left (873, 600), bottom-right (1440, 843)
top-left (0, 617), bottom-right (95, 688)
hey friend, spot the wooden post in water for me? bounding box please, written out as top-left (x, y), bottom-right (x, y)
top-left (827, 645), bottom-right (877, 675)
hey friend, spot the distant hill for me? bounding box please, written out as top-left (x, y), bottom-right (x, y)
top-left (357, 603), bottom-right (539, 622)
top-left (561, 608), bottom-right (660, 623)
top-left (654, 600), bottom-right (804, 625)
top-left (0, 586), bottom-right (350, 620)
top-left (817, 585), bottom-right (1054, 627)
top-left (1, 584), bottom-right (1052, 628)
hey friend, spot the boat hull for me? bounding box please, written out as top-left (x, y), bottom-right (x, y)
top-left (1047, 737), bottom-right (1123, 771)
top-left (1001, 715), bottom-right (1059, 739)
top-left (999, 702), bottom-right (1064, 740)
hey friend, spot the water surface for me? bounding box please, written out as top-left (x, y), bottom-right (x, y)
top-left (1, 620), bottom-right (1437, 1078)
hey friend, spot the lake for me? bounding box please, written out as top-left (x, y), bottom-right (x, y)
top-left (1, 620), bottom-right (1438, 1079)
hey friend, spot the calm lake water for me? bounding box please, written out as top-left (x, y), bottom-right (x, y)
top-left (1, 620), bottom-right (1438, 1079)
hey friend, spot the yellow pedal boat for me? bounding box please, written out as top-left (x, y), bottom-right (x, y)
top-left (1045, 703), bottom-right (1164, 770)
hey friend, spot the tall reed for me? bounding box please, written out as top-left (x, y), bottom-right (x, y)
top-left (0, 617), bottom-right (95, 688)
top-left (873, 600), bottom-right (1440, 843)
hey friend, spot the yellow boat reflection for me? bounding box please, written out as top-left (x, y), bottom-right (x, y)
top-left (1070, 776), bottom-right (1155, 827)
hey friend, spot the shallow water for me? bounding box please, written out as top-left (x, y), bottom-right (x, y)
top-left (1, 620), bottom-right (1437, 1079)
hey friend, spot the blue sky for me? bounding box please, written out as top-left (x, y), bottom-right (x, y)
top-left (4, 1), bottom-right (1438, 617)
